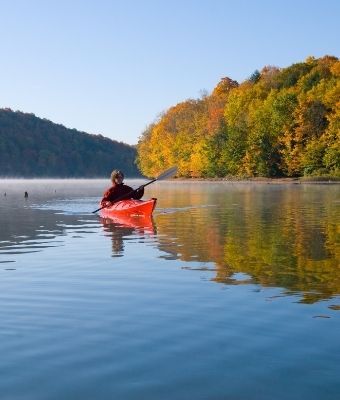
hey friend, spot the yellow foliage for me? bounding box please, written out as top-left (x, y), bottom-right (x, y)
top-left (137, 55), bottom-right (339, 178)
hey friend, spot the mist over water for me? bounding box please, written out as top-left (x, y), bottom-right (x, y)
top-left (0, 179), bottom-right (339, 399)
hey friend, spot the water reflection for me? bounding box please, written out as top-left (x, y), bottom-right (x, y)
top-left (1, 180), bottom-right (339, 400)
top-left (100, 215), bottom-right (156, 257)
top-left (152, 183), bottom-right (340, 304)
top-left (0, 203), bottom-right (100, 262)
top-left (1, 180), bottom-right (339, 304)
top-left (0, 206), bottom-right (100, 261)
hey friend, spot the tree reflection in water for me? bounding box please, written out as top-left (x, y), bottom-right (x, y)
top-left (151, 184), bottom-right (340, 304)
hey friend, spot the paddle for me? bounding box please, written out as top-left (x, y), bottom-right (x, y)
top-left (92, 166), bottom-right (178, 214)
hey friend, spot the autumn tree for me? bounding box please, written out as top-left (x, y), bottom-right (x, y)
top-left (137, 56), bottom-right (339, 178)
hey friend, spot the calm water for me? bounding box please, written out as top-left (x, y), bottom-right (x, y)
top-left (0, 179), bottom-right (339, 400)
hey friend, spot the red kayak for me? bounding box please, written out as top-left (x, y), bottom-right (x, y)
top-left (100, 198), bottom-right (157, 217)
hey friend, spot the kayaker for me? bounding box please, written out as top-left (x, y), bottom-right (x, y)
top-left (100, 169), bottom-right (144, 207)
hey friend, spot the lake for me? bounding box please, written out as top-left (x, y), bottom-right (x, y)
top-left (0, 179), bottom-right (339, 400)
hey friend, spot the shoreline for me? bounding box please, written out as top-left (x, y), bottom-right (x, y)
top-left (0, 176), bottom-right (339, 184)
top-left (172, 176), bottom-right (340, 184)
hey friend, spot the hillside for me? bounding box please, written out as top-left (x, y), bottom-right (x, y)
top-left (137, 55), bottom-right (339, 178)
top-left (0, 109), bottom-right (141, 177)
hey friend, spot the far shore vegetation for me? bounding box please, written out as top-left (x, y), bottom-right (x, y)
top-left (0, 56), bottom-right (338, 180)
top-left (137, 55), bottom-right (339, 180)
top-left (173, 175), bottom-right (340, 183)
top-left (0, 109), bottom-right (141, 178)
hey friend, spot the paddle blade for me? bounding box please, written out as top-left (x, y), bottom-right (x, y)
top-left (156, 166), bottom-right (178, 181)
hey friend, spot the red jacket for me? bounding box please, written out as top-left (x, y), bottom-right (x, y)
top-left (101, 183), bottom-right (144, 207)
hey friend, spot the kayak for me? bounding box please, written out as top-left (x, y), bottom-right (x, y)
top-left (100, 198), bottom-right (157, 217)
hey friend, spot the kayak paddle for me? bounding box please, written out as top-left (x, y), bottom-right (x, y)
top-left (92, 166), bottom-right (178, 213)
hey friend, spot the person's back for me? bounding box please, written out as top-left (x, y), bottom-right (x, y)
top-left (100, 170), bottom-right (144, 207)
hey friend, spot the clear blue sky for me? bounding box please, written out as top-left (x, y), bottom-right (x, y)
top-left (0, 0), bottom-right (339, 145)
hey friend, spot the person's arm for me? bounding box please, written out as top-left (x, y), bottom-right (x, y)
top-left (101, 187), bottom-right (116, 206)
top-left (120, 184), bottom-right (144, 200)
top-left (132, 187), bottom-right (144, 199)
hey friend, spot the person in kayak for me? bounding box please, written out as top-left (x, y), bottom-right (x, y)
top-left (100, 169), bottom-right (144, 207)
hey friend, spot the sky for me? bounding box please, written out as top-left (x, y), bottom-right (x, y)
top-left (0, 0), bottom-right (339, 145)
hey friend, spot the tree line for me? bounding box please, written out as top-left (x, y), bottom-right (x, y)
top-left (137, 55), bottom-right (339, 178)
top-left (0, 109), bottom-right (141, 177)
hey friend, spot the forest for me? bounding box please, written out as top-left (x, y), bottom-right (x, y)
top-left (137, 56), bottom-right (339, 178)
top-left (0, 109), bottom-right (141, 177)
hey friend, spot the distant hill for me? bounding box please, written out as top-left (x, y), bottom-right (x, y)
top-left (0, 109), bottom-right (141, 177)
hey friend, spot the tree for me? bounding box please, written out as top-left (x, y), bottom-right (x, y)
top-left (136, 55), bottom-right (339, 178)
